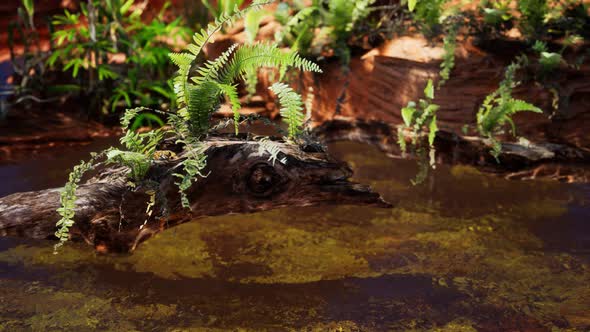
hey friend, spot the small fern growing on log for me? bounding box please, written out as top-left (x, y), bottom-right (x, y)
top-left (270, 82), bottom-right (305, 139)
top-left (55, 0), bottom-right (322, 248)
top-left (168, 1), bottom-right (320, 206)
top-left (477, 56), bottom-right (542, 160)
top-left (169, 2), bottom-right (321, 137)
top-left (54, 152), bottom-right (104, 252)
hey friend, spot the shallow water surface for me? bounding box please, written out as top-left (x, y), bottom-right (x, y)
top-left (0, 140), bottom-right (589, 331)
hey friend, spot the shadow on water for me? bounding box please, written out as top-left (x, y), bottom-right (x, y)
top-left (0, 140), bottom-right (589, 331)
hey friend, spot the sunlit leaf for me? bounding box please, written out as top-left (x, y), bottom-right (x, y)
top-left (424, 79), bottom-right (434, 100)
top-left (401, 106), bottom-right (416, 127)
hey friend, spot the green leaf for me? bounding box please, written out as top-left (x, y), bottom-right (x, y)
top-left (131, 113), bottom-right (165, 131)
top-left (245, 9), bottom-right (269, 43)
top-left (539, 52), bottom-right (562, 69)
top-left (401, 106), bottom-right (416, 127)
top-left (428, 116), bottom-right (438, 147)
top-left (22, 0), bottom-right (34, 18)
top-left (408, 0), bottom-right (417, 12)
top-left (505, 98), bottom-right (543, 114)
top-left (424, 79), bottom-right (434, 100)
top-left (270, 82), bottom-right (304, 139)
top-left (120, 0), bottom-right (134, 14)
top-left (97, 65), bottom-right (119, 80)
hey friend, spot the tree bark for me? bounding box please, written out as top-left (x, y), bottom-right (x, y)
top-left (316, 118), bottom-right (590, 182)
top-left (0, 136), bottom-right (390, 253)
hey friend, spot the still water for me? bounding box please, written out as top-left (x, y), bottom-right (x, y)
top-left (0, 139), bottom-right (589, 331)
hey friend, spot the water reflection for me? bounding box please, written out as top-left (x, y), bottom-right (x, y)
top-left (0, 141), bottom-right (589, 331)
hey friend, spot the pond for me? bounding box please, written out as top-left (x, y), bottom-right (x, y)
top-left (0, 139), bottom-right (589, 331)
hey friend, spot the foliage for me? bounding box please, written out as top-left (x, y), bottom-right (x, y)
top-left (546, 1), bottom-right (590, 38)
top-left (4, 0), bottom-right (50, 117)
top-left (439, 23), bottom-right (458, 87)
top-left (532, 35), bottom-right (582, 75)
top-left (243, 7), bottom-right (271, 98)
top-left (55, 2), bottom-right (321, 245)
top-left (532, 40), bottom-right (563, 73)
top-left (412, 0), bottom-right (448, 37)
top-left (258, 137), bottom-right (287, 165)
top-left (275, 0), bottom-right (378, 65)
top-left (481, 0), bottom-right (512, 26)
top-left (54, 152), bottom-right (104, 252)
top-left (475, 0), bottom-right (589, 40)
top-left (169, 3), bottom-right (321, 136)
top-left (47, 0), bottom-right (190, 115)
top-left (517, 0), bottom-right (548, 39)
top-left (397, 79), bottom-right (439, 183)
top-left (202, 0), bottom-right (245, 20)
top-left (269, 83), bottom-right (305, 139)
top-left (476, 57), bottom-right (543, 160)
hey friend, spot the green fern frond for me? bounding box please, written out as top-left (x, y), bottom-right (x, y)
top-left (190, 43), bottom-right (239, 87)
top-left (219, 43), bottom-right (322, 85)
top-left (105, 149), bottom-right (151, 182)
top-left (173, 135), bottom-right (208, 209)
top-left (54, 152), bottom-right (104, 252)
top-left (276, 7), bottom-right (319, 46)
top-left (181, 42), bottom-right (320, 137)
top-left (270, 82), bottom-right (305, 139)
top-left (215, 83), bottom-right (241, 134)
top-left (439, 25), bottom-right (458, 87)
top-left (476, 57), bottom-right (543, 159)
top-left (120, 107), bottom-right (149, 130)
top-left (258, 137), bottom-right (286, 166)
top-left (170, 1), bottom-right (274, 110)
top-left (185, 81), bottom-right (223, 135)
top-left (245, 8), bottom-right (269, 43)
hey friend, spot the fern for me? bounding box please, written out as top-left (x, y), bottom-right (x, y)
top-left (245, 8), bottom-right (270, 43)
top-left (476, 57), bottom-right (543, 160)
top-left (105, 150), bottom-right (152, 182)
top-left (269, 83), bottom-right (305, 139)
top-left (413, 0), bottom-right (448, 37)
top-left (258, 137), bottom-right (286, 166)
top-left (170, 0), bottom-right (274, 116)
top-left (215, 83), bottom-right (241, 134)
top-left (277, 0), bottom-right (375, 64)
top-left (167, 113), bottom-right (209, 209)
top-left (217, 43), bottom-right (321, 84)
top-left (173, 139), bottom-right (208, 209)
top-left (176, 41), bottom-right (320, 136)
top-left (55, 1), bottom-right (321, 248)
top-left (276, 7), bottom-right (319, 52)
top-left (54, 152), bottom-right (104, 252)
top-left (397, 79), bottom-right (439, 183)
top-left (439, 24), bottom-right (458, 87)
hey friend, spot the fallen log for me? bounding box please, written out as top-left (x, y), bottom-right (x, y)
top-left (0, 136), bottom-right (390, 253)
top-left (316, 118), bottom-right (590, 182)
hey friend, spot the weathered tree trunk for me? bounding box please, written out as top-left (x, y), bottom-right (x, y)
top-left (316, 118), bottom-right (590, 182)
top-left (0, 137), bottom-right (390, 253)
